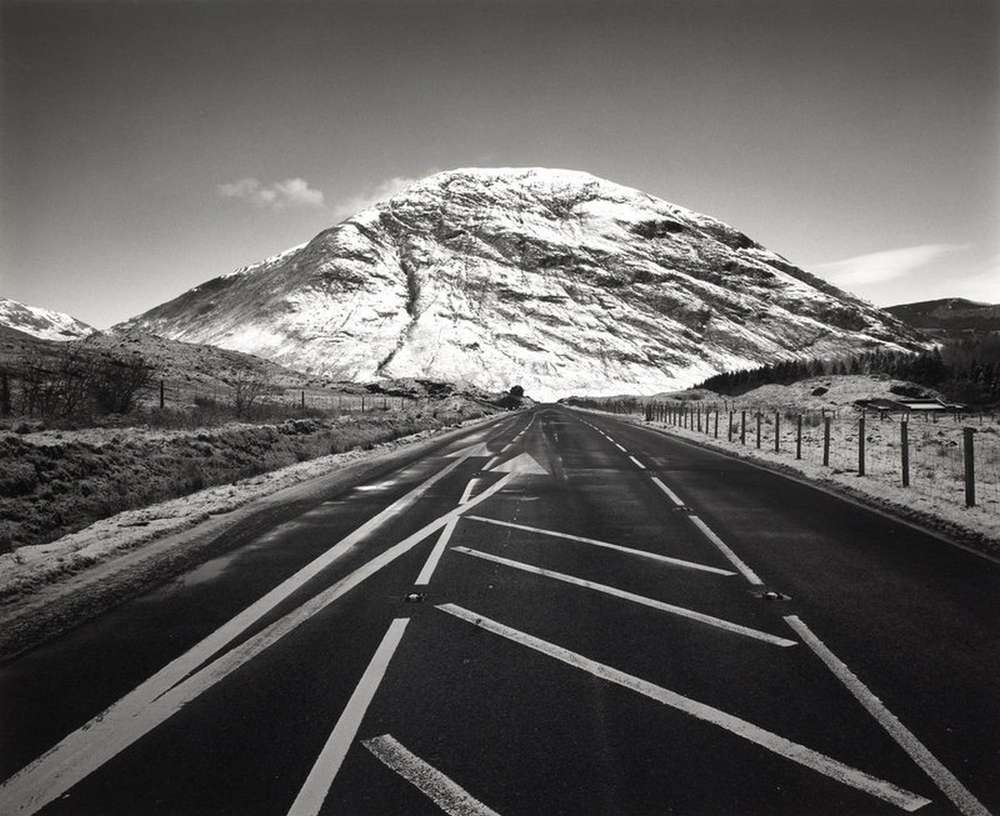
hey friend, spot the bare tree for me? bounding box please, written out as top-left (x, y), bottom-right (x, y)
top-left (230, 368), bottom-right (271, 417)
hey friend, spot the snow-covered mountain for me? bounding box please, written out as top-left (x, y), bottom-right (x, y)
top-left (118, 168), bottom-right (926, 400)
top-left (0, 297), bottom-right (96, 341)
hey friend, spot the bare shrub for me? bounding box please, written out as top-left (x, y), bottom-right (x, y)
top-left (89, 353), bottom-right (155, 415)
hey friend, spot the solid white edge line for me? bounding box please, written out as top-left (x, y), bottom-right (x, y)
top-left (463, 515), bottom-right (736, 576)
top-left (0, 473), bottom-right (516, 816)
top-left (785, 615), bottom-right (990, 816)
top-left (362, 734), bottom-right (502, 816)
top-left (628, 455), bottom-right (646, 470)
top-left (649, 476), bottom-right (685, 506)
top-left (437, 604), bottom-right (931, 813)
top-left (452, 547), bottom-right (794, 647)
top-left (287, 618), bottom-right (410, 816)
top-left (688, 516), bottom-right (764, 586)
top-left (414, 518), bottom-right (459, 586)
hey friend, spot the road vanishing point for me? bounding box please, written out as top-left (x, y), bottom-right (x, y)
top-left (1, 406), bottom-right (997, 815)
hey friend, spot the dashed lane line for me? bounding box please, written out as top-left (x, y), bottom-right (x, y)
top-left (287, 619), bottom-right (410, 816)
top-left (437, 604), bottom-right (932, 813)
top-left (453, 548), bottom-right (794, 647)
top-left (463, 515), bottom-right (736, 576)
top-left (785, 616), bottom-right (990, 816)
top-left (362, 734), bottom-right (502, 816)
top-left (689, 516), bottom-right (764, 586)
top-left (628, 455), bottom-right (646, 470)
top-left (0, 473), bottom-right (516, 816)
top-left (648, 475), bottom-right (765, 586)
top-left (649, 476), bottom-right (685, 506)
top-left (414, 518), bottom-right (459, 586)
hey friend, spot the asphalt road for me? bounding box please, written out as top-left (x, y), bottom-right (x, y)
top-left (1, 405), bottom-right (997, 815)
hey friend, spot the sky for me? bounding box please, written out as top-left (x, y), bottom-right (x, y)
top-left (1, 0), bottom-right (997, 329)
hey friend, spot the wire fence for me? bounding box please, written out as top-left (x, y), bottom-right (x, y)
top-left (597, 400), bottom-right (1000, 513)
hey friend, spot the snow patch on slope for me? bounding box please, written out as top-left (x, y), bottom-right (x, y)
top-left (0, 297), bottom-right (96, 341)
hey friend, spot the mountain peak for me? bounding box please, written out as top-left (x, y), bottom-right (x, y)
top-left (118, 170), bottom-right (926, 400)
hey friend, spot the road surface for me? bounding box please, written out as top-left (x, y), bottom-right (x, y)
top-left (1, 405), bottom-right (997, 815)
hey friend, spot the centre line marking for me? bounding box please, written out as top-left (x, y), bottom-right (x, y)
top-left (689, 515), bottom-right (764, 586)
top-left (414, 518), bottom-right (459, 586)
top-left (363, 734), bottom-right (502, 816)
top-left (464, 515), bottom-right (736, 575)
top-left (453, 547), bottom-right (794, 647)
top-left (287, 618), bottom-right (410, 816)
top-left (650, 476), bottom-right (685, 506)
top-left (437, 604), bottom-right (931, 813)
top-left (0, 473), bottom-right (516, 816)
top-left (785, 616), bottom-right (990, 816)
top-left (613, 443), bottom-right (627, 452)
top-left (628, 455), bottom-right (646, 470)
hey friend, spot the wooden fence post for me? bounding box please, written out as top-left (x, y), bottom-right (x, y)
top-left (823, 416), bottom-right (831, 466)
top-left (774, 411), bottom-right (780, 452)
top-left (301, 390), bottom-right (305, 409)
top-left (755, 412), bottom-right (762, 449)
top-left (796, 414), bottom-right (802, 460)
top-left (714, 408), bottom-right (719, 438)
top-left (728, 410), bottom-right (734, 442)
top-left (740, 410), bottom-right (746, 445)
top-left (964, 427), bottom-right (976, 507)
top-left (159, 379), bottom-right (165, 409)
top-left (900, 419), bottom-right (909, 487)
top-left (858, 415), bottom-right (866, 476)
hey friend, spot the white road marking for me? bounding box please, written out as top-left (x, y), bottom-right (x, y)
top-left (785, 616), bottom-right (990, 816)
top-left (363, 734), bottom-right (502, 816)
top-left (458, 477), bottom-right (480, 505)
top-left (0, 473), bottom-right (515, 816)
top-left (628, 455), bottom-right (646, 470)
top-left (614, 443), bottom-right (627, 452)
top-left (464, 515), bottom-right (735, 575)
top-left (414, 518), bottom-right (459, 586)
top-left (287, 619), bottom-right (410, 816)
top-left (438, 604), bottom-right (932, 813)
top-left (689, 515), bottom-right (764, 586)
top-left (483, 456), bottom-right (499, 470)
top-left (453, 548), bottom-right (794, 647)
top-left (649, 476), bottom-right (685, 506)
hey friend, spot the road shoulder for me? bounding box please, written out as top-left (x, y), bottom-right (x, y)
top-left (0, 412), bottom-right (514, 660)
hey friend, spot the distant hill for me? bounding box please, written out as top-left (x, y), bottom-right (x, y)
top-left (885, 298), bottom-right (1000, 339)
top-left (0, 297), bottom-right (96, 341)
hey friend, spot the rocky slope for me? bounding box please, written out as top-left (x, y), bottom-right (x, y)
top-left (0, 297), bottom-right (95, 341)
top-left (119, 168), bottom-right (926, 400)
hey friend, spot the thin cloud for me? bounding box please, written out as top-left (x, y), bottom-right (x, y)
top-left (217, 177), bottom-right (325, 210)
top-left (331, 174), bottom-right (430, 221)
top-left (812, 243), bottom-right (970, 287)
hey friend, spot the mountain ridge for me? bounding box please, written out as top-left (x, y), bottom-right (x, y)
top-left (0, 297), bottom-right (96, 342)
top-left (885, 298), bottom-right (1000, 338)
top-left (118, 167), bottom-right (927, 400)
